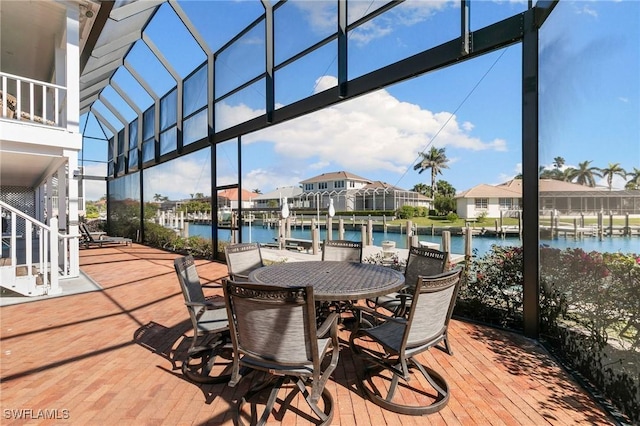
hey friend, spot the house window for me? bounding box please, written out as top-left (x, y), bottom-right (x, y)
top-left (304, 183), bottom-right (314, 191)
top-left (334, 180), bottom-right (344, 189)
top-left (475, 198), bottom-right (488, 209)
top-left (318, 182), bottom-right (327, 190)
top-left (349, 181), bottom-right (355, 188)
top-left (499, 198), bottom-right (513, 209)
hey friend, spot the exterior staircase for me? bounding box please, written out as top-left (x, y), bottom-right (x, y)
top-left (1, 201), bottom-right (80, 296)
top-left (0, 258), bottom-right (48, 296)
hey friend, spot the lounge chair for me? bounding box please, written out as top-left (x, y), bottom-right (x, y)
top-left (349, 268), bottom-right (463, 415)
top-left (223, 280), bottom-right (340, 425)
top-left (79, 222), bottom-right (131, 248)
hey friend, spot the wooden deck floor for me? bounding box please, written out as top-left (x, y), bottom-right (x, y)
top-left (0, 244), bottom-right (616, 425)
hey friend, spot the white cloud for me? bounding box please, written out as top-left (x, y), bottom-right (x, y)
top-left (222, 76), bottom-right (508, 192)
top-left (143, 155), bottom-right (211, 201)
top-left (216, 102), bottom-right (265, 132)
top-left (242, 168), bottom-right (300, 194)
top-left (574, 3), bottom-right (598, 18)
top-left (314, 76), bottom-right (338, 94)
top-left (581, 6), bottom-right (598, 18)
top-left (81, 163), bottom-right (107, 201)
top-left (596, 175), bottom-right (627, 190)
top-left (619, 97), bottom-right (629, 103)
top-left (294, 0), bottom-right (455, 46)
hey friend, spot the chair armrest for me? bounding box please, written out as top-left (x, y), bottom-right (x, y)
top-left (351, 304), bottom-right (407, 326)
top-left (317, 312), bottom-right (339, 338)
top-left (394, 293), bottom-right (412, 317)
top-left (185, 300), bottom-right (225, 309)
top-left (202, 284), bottom-right (223, 289)
top-left (229, 273), bottom-right (249, 282)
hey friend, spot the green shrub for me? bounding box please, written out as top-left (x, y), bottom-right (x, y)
top-left (457, 245), bottom-right (640, 422)
top-left (476, 211), bottom-right (488, 223)
top-left (396, 205), bottom-right (416, 219)
top-left (446, 212), bottom-right (459, 223)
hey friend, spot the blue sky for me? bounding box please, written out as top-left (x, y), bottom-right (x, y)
top-left (80, 0), bottom-right (639, 201)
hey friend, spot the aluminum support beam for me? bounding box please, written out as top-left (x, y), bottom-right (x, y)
top-left (522, 8), bottom-right (540, 338)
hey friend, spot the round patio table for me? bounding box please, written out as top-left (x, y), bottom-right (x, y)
top-left (248, 261), bottom-right (405, 302)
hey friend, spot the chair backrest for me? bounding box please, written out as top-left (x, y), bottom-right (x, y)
top-left (322, 239), bottom-right (363, 262)
top-left (404, 246), bottom-right (448, 291)
top-left (224, 242), bottom-right (264, 280)
top-left (79, 222), bottom-right (96, 243)
top-left (174, 255), bottom-right (207, 307)
top-left (223, 281), bottom-right (319, 365)
top-left (403, 268), bottom-right (462, 350)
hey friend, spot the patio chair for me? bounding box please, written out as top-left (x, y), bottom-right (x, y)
top-left (368, 247), bottom-right (448, 333)
top-left (321, 239), bottom-right (363, 262)
top-left (79, 222), bottom-right (131, 248)
top-left (223, 280), bottom-right (340, 426)
top-left (174, 255), bottom-right (231, 384)
top-left (224, 242), bottom-right (264, 281)
top-left (349, 268), bottom-right (463, 415)
top-left (320, 239), bottom-right (363, 321)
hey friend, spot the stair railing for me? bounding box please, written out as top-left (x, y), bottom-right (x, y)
top-left (0, 201), bottom-right (80, 295)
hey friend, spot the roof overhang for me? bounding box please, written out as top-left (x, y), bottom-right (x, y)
top-left (80, 0), bottom-right (164, 116)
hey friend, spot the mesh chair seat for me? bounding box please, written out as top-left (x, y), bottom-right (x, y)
top-left (192, 306), bottom-right (228, 334)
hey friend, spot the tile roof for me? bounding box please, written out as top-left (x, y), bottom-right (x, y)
top-left (217, 188), bottom-right (256, 202)
top-left (457, 179), bottom-right (612, 198)
top-left (251, 186), bottom-right (303, 200)
top-left (300, 171), bottom-right (372, 184)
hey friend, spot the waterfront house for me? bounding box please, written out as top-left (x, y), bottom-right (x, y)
top-left (251, 186), bottom-right (305, 209)
top-left (455, 178), bottom-right (640, 219)
top-left (217, 188), bottom-right (255, 210)
top-left (299, 171), bottom-right (430, 213)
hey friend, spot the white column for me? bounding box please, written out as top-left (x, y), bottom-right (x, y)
top-left (54, 31), bottom-right (65, 125)
top-left (65, 149), bottom-right (80, 276)
top-left (65, 4), bottom-right (80, 133)
top-left (46, 175), bottom-right (54, 223)
top-left (57, 163), bottom-right (67, 231)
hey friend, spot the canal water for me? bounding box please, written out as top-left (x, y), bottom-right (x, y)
top-left (189, 223), bottom-right (639, 256)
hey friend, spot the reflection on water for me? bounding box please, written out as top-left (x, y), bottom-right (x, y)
top-left (190, 224), bottom-right (638, 256)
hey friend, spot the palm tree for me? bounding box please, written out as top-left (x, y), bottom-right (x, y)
top-left (560, 167), bottom-right (577, 182)
top-left (539, 167), bottom-right (557, 180)
top-left (552, 156), bottom-right (565, 170)
top-left (599, 162), bottom-right (627, 191)
top-left (572, 161), bottom-right (601, 187)
top-left (625, 167), bottom-right (640, 190)
top-left (413, 147), bottom-right (449, 196)
top-left (252, 189), bottom-right (262, 194)
top-left (411, 183), bottom-right (430, 196)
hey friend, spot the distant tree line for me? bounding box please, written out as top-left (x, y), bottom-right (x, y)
top-left (517, 156), bottom-right (639, 191)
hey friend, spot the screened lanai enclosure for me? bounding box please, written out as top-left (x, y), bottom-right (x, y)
top-left (78, 1), bottom-right (639, 422)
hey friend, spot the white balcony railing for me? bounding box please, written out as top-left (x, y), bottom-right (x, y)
top-left (0, 71), bottom-right (66, 127)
